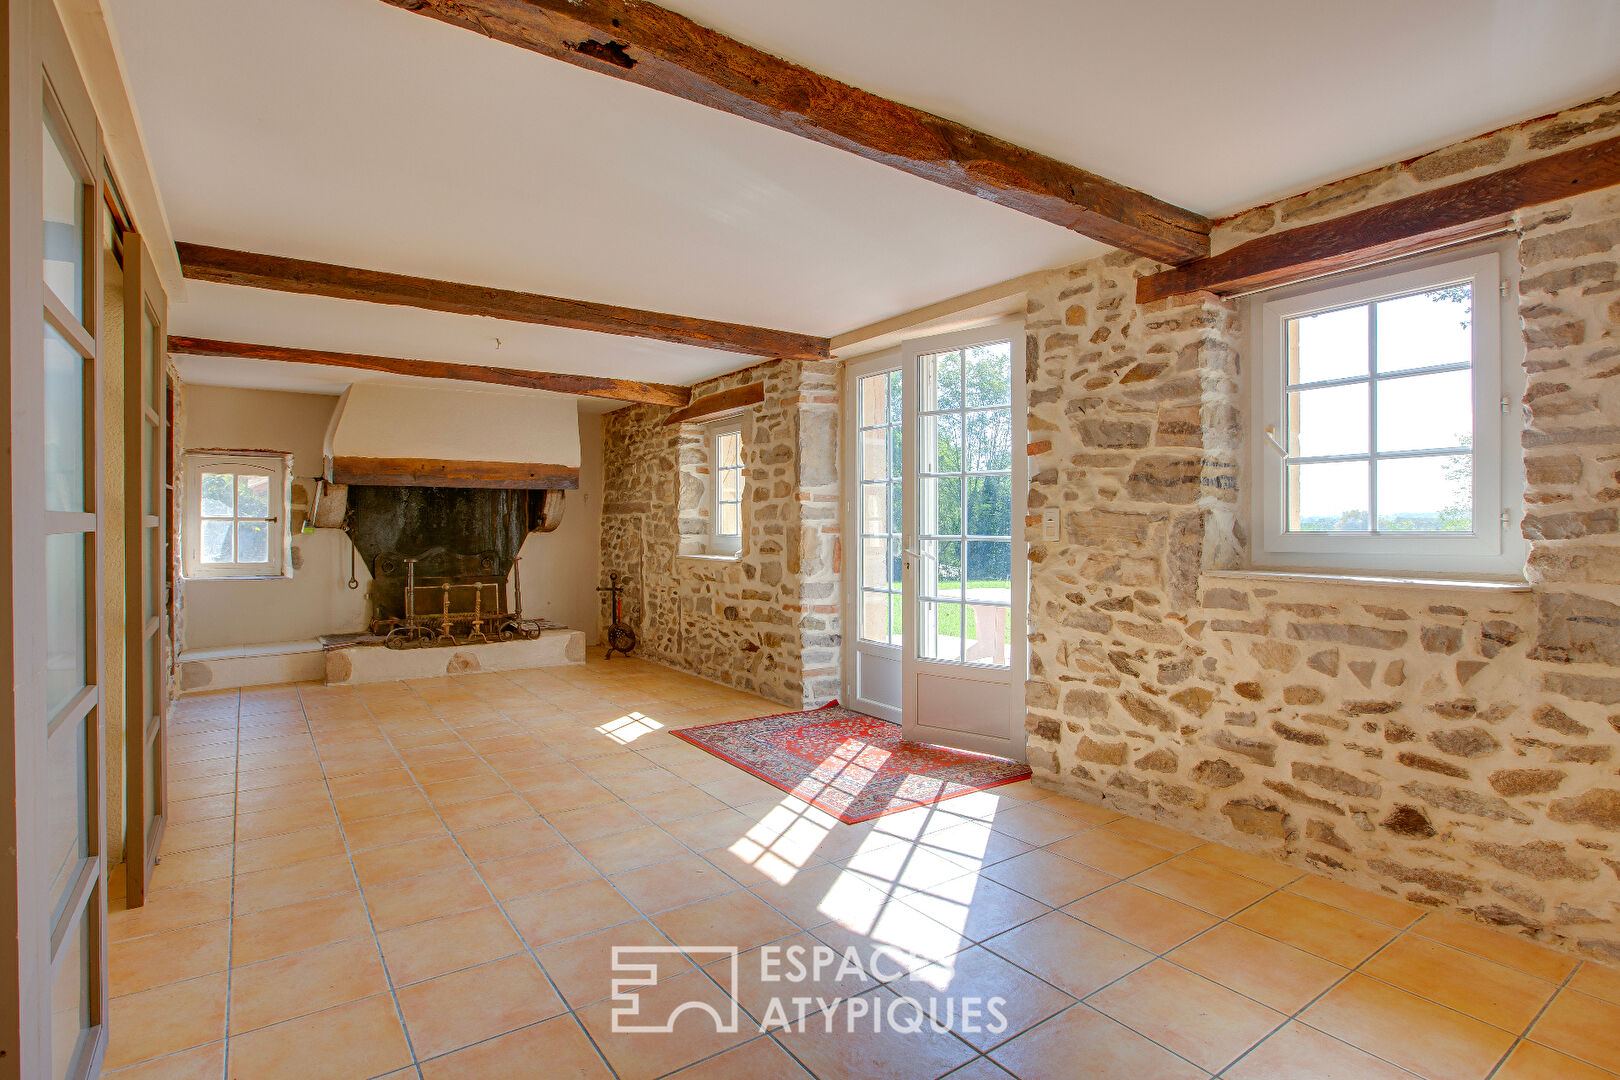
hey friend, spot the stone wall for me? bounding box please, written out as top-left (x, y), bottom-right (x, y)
top-left (1024, 92), bottom-right (1620, 960)
top-left (600, 359), bottom-right (841, 707)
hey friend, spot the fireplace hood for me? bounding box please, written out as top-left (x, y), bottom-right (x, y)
top-left (323, 381), bottom-right (581, 489)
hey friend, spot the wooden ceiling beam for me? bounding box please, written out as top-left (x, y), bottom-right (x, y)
top-left (378, 0), bottom-right (1211, 264)
top-left (663, 381), bottom-right (765, 426)
top-left (176, 243), bottom-right (830, 361)
top-left (167, 335), bottom-right (693, 407)
top-left (1137, 134), bottom-right (1620, 304)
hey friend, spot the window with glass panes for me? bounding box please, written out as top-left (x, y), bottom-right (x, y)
top-left (1256, 248), bottom-right (1520, 576)
top-left (857, 370), bottom-right (902, 645)
top-left (183, 454), bottom-right (284, 577)
top-left (709, 420), bottom-right (743, 555)
top-left (918, 342), bottom-right (1013, 666)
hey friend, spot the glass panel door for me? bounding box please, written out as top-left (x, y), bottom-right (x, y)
top-left (901, 324), bottom-right (1027, 760)
top-left (844, 362), bottom-right (903, 722)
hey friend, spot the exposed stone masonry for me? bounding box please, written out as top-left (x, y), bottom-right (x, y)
top-left (1025, 92), bottom-right (1620, 961)
top-left (600, 360), bottom-right (841, 708)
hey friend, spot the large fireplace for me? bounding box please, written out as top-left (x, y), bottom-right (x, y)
top-left (314, 381), bottom-right (588, 683)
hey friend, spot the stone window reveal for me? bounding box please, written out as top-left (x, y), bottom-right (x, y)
top-left (1251, 243), bottom-right (1526, 577)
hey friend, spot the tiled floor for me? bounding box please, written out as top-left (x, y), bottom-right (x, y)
top-left (107, 654), bottom-right (1620, 1080)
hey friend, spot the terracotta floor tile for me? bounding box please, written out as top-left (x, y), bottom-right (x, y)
top-left (980, 849), bottom-right (1115, 907)
top-left (1168, 922), bottom-right (1346, 1013)
top-left (714, 931), bottom-right (874, 1029)
top-left (438, 793), bottom-right (537, 833)
top-left (159, 816), bottom-right (234, 855)
top-left (1570, 960), bottom-right (1620, 1006)
top-left (420, 773), bottom-right (512, 806)
top-left (1223, 1020), bottom-right (1422, 1080)
top-left (575, 825), bottom-right (691, 875)
top-left (101, 1040), bottom-right (224, 1080)
top-left (1363, 933), bottom-right (1558, 1032)
top-left (577, 969), bottom-right (755, 1080)
top-left (232, 823), bottom-right (347, 875)
top-left (654, 890), bottom-right (800, 953)
top-left (663, 1036), bottom-right (813, 1079)
top-left (1089, 959), bottom-right (1285, 1073)
top-left (989, 1003), bottom-right (1208, 1080)
top-left (1497, 1038), bottom-right (1619, 1080)
top-left (148, 844), bottom-right (232, 890)
top-left (939, 1058), bottom-right (1019, 1080)
top-left (1286, 874), bottom-right (1425, 927)
top-left (626, 785), bottom-right (730, 823)
top-left (352, 835), bottom-right (470, 888)
top-left (397, 954), bottom-right (567, 1059)
top-left (418, 1014), bottom-right (613, 1080)
top-left (1303, 973), bottom-right (1516, 1080)
top-left (1232, 891), bottom-right (1398, 967)
top-left (229, 891), bottom-right (372, 967)
top-left (1066, 883), bottom-right (1217, 954)
top-left (1028, 794), bottom-right (1122, 826)
top-left (1414, 914), bottom-right (1581, 983)
top-left (232, 854), bottom-right (356, 915)
top-left (1132, 853), bottom-right (1275, 917)
top-left (984, 803), bottom-right (1087, 846)
top-left (478, 844), bottom-right (600, 901)
top-left (983, 911), bottom-right (1152, 998)
top-left (888, 945), bottom-right (1076, 1050)
top-left (536, 918), bottom-right (694, 1007)
top-left (108, 878), bottom-right (231, 942)
top-left (104, 972), bottom-right (227, 1070)
top-left (228, 937), bottom-right (390, 1034)
top-left (363, 865), bottom-right (493, 931)
top-left (235, 800), bottom-right (338, 842)
top-left (504, 878), bottom-right (642, 946)
top-left (379, 904), bottom-right (525, 986)
top-left (455, 816), bottom-right (564, 863)
top-left (341, 808), bottom-right (447, 851)
top-left (612, 852), bottom-right (743, 914)
top-left (1101, 816), bottom-right (1203, 853)
top-left (1046, 828), bottom-right (1175, 878)
top-left (324, 767), bottom-right (415, 801)
top-left (109, 920), bottom-right (228, 997)
top-left (334, 786), bottom-right (431, 823)
top-left (225, 994), bottom-right (413, 1080)
top-left (237, 779), bottom-right (332, 813)
top-left (661, 807), bottom-right (759, 853)
top-left (547, 799), bottom-right (654, 841)
top-left (1529, 988), bottom-right (1620, 1072)
top-left (766, 987), bottom-right (978, 1080)
top-left (899, 875), bottom-right (1051, 944)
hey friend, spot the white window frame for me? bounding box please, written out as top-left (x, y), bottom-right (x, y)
top-left (182, 451), bottom-right (290, 579)
top-left (1251, 242), bottom-right (1525, 578)
top-left (708, 417), bottom-right (743, 556)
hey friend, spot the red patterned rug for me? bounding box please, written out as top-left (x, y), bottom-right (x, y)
top-left (672, 703), bottom-right (1032, 824)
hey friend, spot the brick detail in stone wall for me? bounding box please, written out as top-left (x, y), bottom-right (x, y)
top-left (600, 360), bottom-right (841, 708)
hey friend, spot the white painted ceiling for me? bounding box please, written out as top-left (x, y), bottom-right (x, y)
top-left (109, 0), bottom-right (1620, 401)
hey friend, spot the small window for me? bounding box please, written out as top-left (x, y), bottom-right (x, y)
top-left (182, 453), bottom-right (289, 579)
top-left (1253, 246), bottom-right (1524, 577)
top-left (710, 419), bottom-right (744, 555)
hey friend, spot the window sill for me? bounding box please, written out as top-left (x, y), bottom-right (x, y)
top-left (182, 573), bottom-right (291, 582)
top-left (1202, 568), bottom-right (1531, 593)
top-left (678, 552), bottom-right (742, 564)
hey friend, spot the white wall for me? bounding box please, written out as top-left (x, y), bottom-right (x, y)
top-left (518, 410), bottom-right (604, 641)
top-left (180, 385), bottom-right (370, 650)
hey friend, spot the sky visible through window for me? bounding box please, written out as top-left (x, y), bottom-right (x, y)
top-left (1288, 285), bottom-right (1475, 533)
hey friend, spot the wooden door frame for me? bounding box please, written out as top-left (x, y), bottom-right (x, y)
top-left (122, 232), bottom-right (167, 908)
top-left (2, 1), bottom-right (110, 1074)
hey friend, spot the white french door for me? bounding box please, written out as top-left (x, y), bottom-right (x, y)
top-left (843, 322), bottom-right (1026, 760)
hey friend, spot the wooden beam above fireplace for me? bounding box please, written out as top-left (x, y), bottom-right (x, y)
top-left (176, 243), bottom-right (832, 361)
top-left (377, 0), bottom-right (1212, 264)
top-left (330, 456), bottom-right (580, 489)
top-left (167, 335), bottom-right (693, 408)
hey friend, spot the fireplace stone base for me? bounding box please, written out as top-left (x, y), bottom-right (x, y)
top-left (323, 628), bottom-right (586, 685)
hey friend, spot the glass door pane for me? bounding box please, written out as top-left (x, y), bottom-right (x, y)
top-left (856, 371), bottom-right (901, 646)
top-left (916, 342), bottom-right (1013, 668)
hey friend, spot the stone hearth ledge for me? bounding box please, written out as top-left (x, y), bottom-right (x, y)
top-left (323, 629), bottom-right (585, 685)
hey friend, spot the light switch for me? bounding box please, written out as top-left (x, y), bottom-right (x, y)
top-left (1041, 507), bottom-right (1060, 541)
